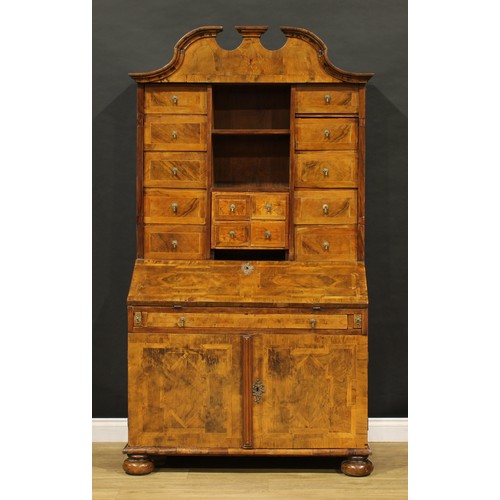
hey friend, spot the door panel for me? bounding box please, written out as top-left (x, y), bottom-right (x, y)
top-left (128, 333), bottom-right (242, 448)
top-left (252, 333), bottom-right (368, 449)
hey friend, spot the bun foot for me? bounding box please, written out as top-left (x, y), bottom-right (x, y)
top-left (123, 454), bottom-right (154, 475)
top-left (341, 456), bottom-right (374, 477)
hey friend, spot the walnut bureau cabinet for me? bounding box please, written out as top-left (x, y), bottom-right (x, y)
top-left (123, 26), bottom-right (374, 477)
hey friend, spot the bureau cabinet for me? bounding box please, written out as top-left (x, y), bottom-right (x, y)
top-left (124, 26), bottom-right (374, 477)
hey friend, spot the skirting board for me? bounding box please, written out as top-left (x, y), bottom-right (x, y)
top-left (92, 417), bottom-right (407, 443)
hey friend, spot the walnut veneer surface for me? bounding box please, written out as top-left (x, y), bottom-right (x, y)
top-left (124, 25), bottom-right (374, 477)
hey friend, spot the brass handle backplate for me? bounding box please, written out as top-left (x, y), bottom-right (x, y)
top-left (171, 131), bottom-right (177, 139)
top-left (265, 203), bottom-right (272, 213)
top-left (265, 230), bottom-right (271, 240)
top-left (229, 230), bottom-right (236, 239)
top-left (322, 204), bottom-right (329, 215)
top-left (323, 241), bottom-right (330, 250)
top-left (324, 129), bottom-right (330, 138)
top-left (178, 316), bottom-right (186, 327)
top-left (134, 312), bottom-right (142, 326)
top-left (310, 318), bottom-right (317, 329)
top-left (171, 202), bottom-right (178, 214)
top-left (172, 167), bottom-right (179, 176)
top-left (172, 95), bottom-right (178, 104)
top-left (230, 203), bottom-right (236, 214)
top-left (323, 167), bottom-right (329, 177)
top-left (171, 239), bottom-right (178, 249)
top-left (252, 379), bottom-right (265, 403)
top-left (324, 94), bottom-right (331, 104)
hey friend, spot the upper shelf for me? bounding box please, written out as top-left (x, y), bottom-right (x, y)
top-left (129, 26), bottom-right (374, 84)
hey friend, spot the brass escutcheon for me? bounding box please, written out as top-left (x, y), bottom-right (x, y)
top-left (252, 379), bottom-right (265, 403)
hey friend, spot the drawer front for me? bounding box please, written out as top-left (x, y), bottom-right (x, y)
top-left (144, 152), bottom-right (207, 188)
top-left (250, 221), bottom-right (288, 248)
top-left (144, 225), bottom-right (206, 259)
top-left (295, 151), bottom-right (358, 188)
top-left (144, 85), bottom-right (207, 114)
top-left (251, 193), bottom-right (288, 220)
top-left (144, 189), bottom-right (207, 224)
top-left (137, 311), bottom-right (350, 330)
top-left (296, 85), bottom-right (359, 114)
top-left (295, 118), bottom-right (358, 150)
top-left (212, 222), bottom-right (249, 247)
top-left (295, 226), bottom-right (357, 261)
top-left (144, 115), bottom-right (207, 151)
top-left (212, 194), bottom-right (251, 221)
top-left (294, 189), bottom-right (357, 225)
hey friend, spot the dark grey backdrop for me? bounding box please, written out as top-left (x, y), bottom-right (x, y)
top-left (93, 0), bottom-right (407, 418)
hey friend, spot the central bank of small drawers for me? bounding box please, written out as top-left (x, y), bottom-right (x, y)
top-left (211, 192), bottom-right (289, 249)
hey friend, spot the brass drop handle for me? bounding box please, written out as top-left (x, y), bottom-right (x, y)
top-left (229, 230), bottom-right (236, 239)
top-left (230, 203), bottom-right (236, 214)
top-left (172, 240), bottom-right (178, 249)
top-left (324, 94), bottom-right (331, 104)
top-left (171, 202), bottom-right (178, 214)
top-left (172, 167), bottom-right (179, 176)
top-left (172, 95), bottom-right (178, 104)
top-left (322, 203), bottom-right (329, 215)
top-left (252, 379), bottom-right (265, 403)
top-left (171, 131), bottom-right (177, 139)
top-left (265, 203), bottom-right (272, 213)
top-left (265, 230), bottom-right (271, 240)
top-left (178, 316), bottom-right (185, 327)
top-left (324, 129), bottom-right (330, 138)
top-left (323, 167), bottom-right (329, 177)
top-left (310, 318), bottom-right (317, 329)
top-left (323, 241), bottom-right (330, 250)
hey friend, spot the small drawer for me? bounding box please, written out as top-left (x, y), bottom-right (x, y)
top-left (144, 225), bottom-right (207, 259)
top-left (144, 85), bottom-right (207, 114)
top-left (144, 189), bottom-right (207, 224)
top-left (295, 151), bottom-right (358, 188)
top-left (135, 311), bottom-right (350, 330)
top-left (251, 193), bottom-right (288, 220)
top-left (144, 115), bottom-right (207, 151)
top-left (250, 221), bottom-right (288, 248)
top-left (295, 118), bottom-right (358, 151)
top-left (212, 222), bottom-right (249, 247)
top-left (295, 226), bottom-right (357, 261)
top-left (144, 152), bottom-right (207, 188)
top-left (212, 193), bottom-right (251, 221)
top-left (294, 189), bottom-right (357, 225)
top-left (296, 85), bottom-right (359, 114)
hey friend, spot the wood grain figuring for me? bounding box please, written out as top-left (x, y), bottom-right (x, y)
top-left (295, 151), bottom-right (358, 188)
top-left (129, 26), bottom-right (374, 84)
top-left (250, 221), bottom-right (288, 248)
top-left (242, 335), bottom-right (253, 448)
top-left (212, 223), bottom-right (249, 247)
top-left (144, 225), bottom-right (207, 260)
top-left (294, 189), bottom-right (357, 225)
top-left (357, 85), bottom-right (367, 261)
top-left (134, 311), bottom-right (350, 331)
top-left (296, 85), bottom-right (359, 114)
top-left (252, 334), bottom-right (368, 449)
top-left (127, 261), bottom-right (368, 307)
top-left (136, 85), bottom-right (145, 258)
top-left (295, 118), bottom-right (358, 151)
top-left (144, 115), bottom-right (207, 151)
top-left (212, 194), bottom-right (251, 221)
top-left (143, 189), bottom-right (206, 224)
top-left (144, 152), bottom-right (207, 188)
top-left (295, 225), bottom-right (357, 261)
top-left (128, 333), bottom-right (243, 448)
top-left (144, 85), bottom-right (207, 114)
top-left (251, 193), bottom-right (288, 220)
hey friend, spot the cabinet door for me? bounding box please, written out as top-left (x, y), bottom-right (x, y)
top-left (128, 333), bottom-right (242, 448)
top-left (252, 333), bottom-right (368, 449)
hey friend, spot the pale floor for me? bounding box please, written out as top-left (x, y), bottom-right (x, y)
top-left (93, 442), bottom-right (408, 500)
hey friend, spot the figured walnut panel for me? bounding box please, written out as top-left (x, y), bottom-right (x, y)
top-left (295, 151), bottom-right (358, 188)
top-left (127, 260), bottom-right (368, 307)
top-left (144, 85), bottom-right (207, 114)
top-left (253, 334), bottom-right (368, 449)
top-left (251, 193), bottom-right (288, 220)
top-left (295, 225), bottom-right (357, 261)
top-left (250, 221), bottom-right (288, 248)
top-left (144, 225), bottom-right (207, 259)
top-left (144, 189), bottom-right (206, 224)
top-left (128, 333), bottom-right (242, 448)
top-left (295, 118), bottom-right (358, 151)
top-left (212, 222), bottom-right (249, 248)
top-left (144, 115), bottom-right (207, 151)
top-left (144, 152), bottom-right (207, 189)
top-left (296, 85), bottom-right (359, 114)
top-left (139, 311), bottom-right (349, 331)
top-left (129, 27), bottom-right (373, 84)
top-left (212, 194), bottom-right (251, 221)
top-left (294, 189), bottom-right (357, 225)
